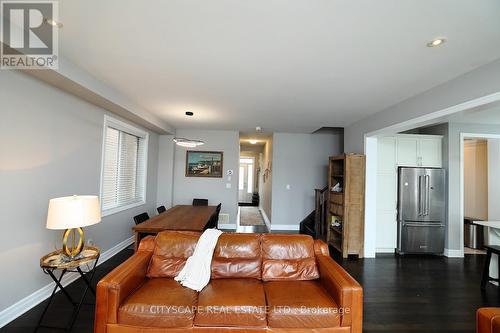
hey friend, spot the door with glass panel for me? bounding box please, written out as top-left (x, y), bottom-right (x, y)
top-left (238, 157), bottom-right (254, 203)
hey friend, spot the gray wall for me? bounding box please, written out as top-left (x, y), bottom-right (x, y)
top-left (0, 70), bottom-right (159, 312)
top-left (447, 123), bottom-right (500, 250)
top-left (271, 132), bottom-right (343, 227)
top-left (260, 138), bottom-right (273, 222)
top-left (489, 139), bottom-right (500, 221)
top-left (344, 59), bottom-right (500, 153)
top-left (157, 135), bottom-right (175, 208)
top-left (171, 129), bottom-right (239, 226)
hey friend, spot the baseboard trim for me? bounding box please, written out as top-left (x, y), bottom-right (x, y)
top-left (0, 235), bottom-right (135, 328)
top-left (444, 248), bottom-right (464, 258)
top-left (271, 224), bottom-right (300, 231)
top-left (376, 248), bottom-right (396, 254)
top-left (218, 223), bottom-right (237, 230)
top-left (259, 207), bottom-right (271, 231)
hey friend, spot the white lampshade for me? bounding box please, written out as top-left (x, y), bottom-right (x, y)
top-left (46, 195), bottom-right (101, 230)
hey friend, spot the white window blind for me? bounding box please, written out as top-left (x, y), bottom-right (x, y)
top-left (101, 117), bottom-right (148, 215)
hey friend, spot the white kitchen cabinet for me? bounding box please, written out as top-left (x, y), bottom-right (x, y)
top-left (396, 135), bottom-right (443, 168)
top-left (420, 138), bottom-right (442, 167)
top-left (396, 137), bottom-right (420, 167)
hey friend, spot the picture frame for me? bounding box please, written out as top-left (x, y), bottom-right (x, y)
top-left (185, 151), bottom-right (224, 178)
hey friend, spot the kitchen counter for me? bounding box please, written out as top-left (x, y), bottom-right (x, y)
top-left (472, 221), bottom-right (500, 283)
top-left (474, 221), bottom-right (500, 229)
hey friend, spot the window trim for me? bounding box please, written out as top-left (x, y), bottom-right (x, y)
top-left (99, 115), bottom-right (149, 217)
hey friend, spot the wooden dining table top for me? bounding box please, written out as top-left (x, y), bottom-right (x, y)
top-left (132, 205), bottom-right (216, 233)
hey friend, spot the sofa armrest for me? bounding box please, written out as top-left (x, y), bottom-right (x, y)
top-left (94, 250), bottom-right (152, 333)
top-left (316, 254), bottom-right (363, 333)
top-left (477, 308), bottom-right (500, 333)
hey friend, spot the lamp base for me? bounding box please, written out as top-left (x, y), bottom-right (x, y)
top-left (62, 227), bottom-right (84, 258)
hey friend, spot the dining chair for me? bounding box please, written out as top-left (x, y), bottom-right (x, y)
top-left (208, 203), bottom-right (222, 229)
top-left (192, 198), bottom-right (209, 206)
top-left (215, 203), bottom-right (222, 222)
top-left (133, 212), bottom-right (150, 225)
top-left (157, 205), bottom-right (166, 214)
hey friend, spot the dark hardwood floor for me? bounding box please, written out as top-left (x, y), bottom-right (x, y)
top-left (340, 253), bottom-right (500, 333)
top-left (3, 249), bottom-right (498, 333)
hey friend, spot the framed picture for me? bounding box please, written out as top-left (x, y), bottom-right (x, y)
top-left (186, 151), bottom-right (224, 178)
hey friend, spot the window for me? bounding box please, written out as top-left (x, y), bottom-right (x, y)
top-left (100, 116), bottom-right (149, 216)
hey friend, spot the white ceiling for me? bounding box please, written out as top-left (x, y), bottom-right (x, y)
top-left (59, 0), bottom-right (500, 133)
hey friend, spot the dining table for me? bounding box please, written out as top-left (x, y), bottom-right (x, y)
top-left (132, 204), bottom-right (217, 251)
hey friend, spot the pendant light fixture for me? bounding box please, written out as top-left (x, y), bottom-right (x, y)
top-left (173, 137), bottom-right (205, 148)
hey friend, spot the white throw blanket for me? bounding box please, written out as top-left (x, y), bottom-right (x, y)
top-left (174, 228), bottom-right (223, 291)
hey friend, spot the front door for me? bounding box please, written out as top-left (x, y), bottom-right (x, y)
top-left (239, 157), bottom-right (254, 203)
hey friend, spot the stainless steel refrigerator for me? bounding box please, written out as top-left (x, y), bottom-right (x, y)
top-left (397, 167), bottom-right (446, 255)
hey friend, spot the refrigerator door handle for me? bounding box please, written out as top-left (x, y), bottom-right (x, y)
top-left (404, 222), bottom-right (444, 228)
top-left (417, 176), bottom-right (422, 216)
top-left (425, 175), bottom-right (430, 216)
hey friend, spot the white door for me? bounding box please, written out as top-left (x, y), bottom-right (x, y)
top-left (397, 137), bottom-right (419, 167)
top-left (238, 158), bottom-right (254, 203)
top-left (419, 138), bottom-right (442, 167)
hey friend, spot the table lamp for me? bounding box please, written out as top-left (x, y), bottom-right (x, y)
top-left (46, 195), bottom-right (101, 259)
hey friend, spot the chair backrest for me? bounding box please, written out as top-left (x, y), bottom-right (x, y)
top-left (157, 205), bottom-right (166, 214)
top-left (192, 198), bottom-right (209, 206)
top-left (205, 203), bottom-right (222, 230)
top-left (260, 234), bottom-right (319, 281)
top-left (211, 233), bottom-right (262, 279)
top-left (133, 212), bottom-right (150, 225)
top-left (147, 231), bottom-right (200, 278)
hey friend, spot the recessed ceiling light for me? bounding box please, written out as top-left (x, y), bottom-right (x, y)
top-left (44, 17), bottom-right (63, 28)
top-left (249, 140), bottom-right (258, 144)
top-left (427, 38), bottom-right (446, 47)
top-left (256, 126), bottom-right (262, 132)
top-left (185, 111), bottom-right (194, 116)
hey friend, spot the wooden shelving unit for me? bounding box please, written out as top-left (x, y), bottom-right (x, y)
top-left (326, 154), bottom-right (366, 258)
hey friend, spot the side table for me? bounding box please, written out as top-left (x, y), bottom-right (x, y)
top-left (34, 246), bottom-right (100, 332)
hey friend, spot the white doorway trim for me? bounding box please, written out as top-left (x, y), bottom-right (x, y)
top-left (363, 91), bottom-right (500, 258)
top-left (459, 133), bottom-right (500, 258)
top-left (364, 136), bottom-right (378, 257)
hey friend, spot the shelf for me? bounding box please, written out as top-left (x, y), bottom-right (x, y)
top-left (328, 240), bottom-right (342, 252)
top-left (331, 174), bottom-right (344, 178)
top-left (330, 225), bottom-right (342, 234)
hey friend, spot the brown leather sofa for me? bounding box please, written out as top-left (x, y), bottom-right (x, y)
top-left (95, 231), bottom-right (363, 333)
top-left (477, 308), bottom-right (500, 333)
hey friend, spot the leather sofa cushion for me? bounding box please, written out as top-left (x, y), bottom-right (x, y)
top-left (195, 279), bottom-right (267, 327)
top-left (211, 233), bottom-right (262, 279)
top-left (147, 231), bottom-right (200, 278)
top-left (118, 278), bottom-right (197, 328)
top-left (264, 281), bottom-right (341, 328)
top-left (261, 234), bottom-right (319, 281)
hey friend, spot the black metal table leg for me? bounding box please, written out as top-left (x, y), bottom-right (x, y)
top-left (67, 260), bottom-right (99, 330)
top-left (76, 266), bottom-right (96, 296)
top-left (34, 269), bottom-right (68, 333)
top-left (34, 256), bottom-right (99, 332)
